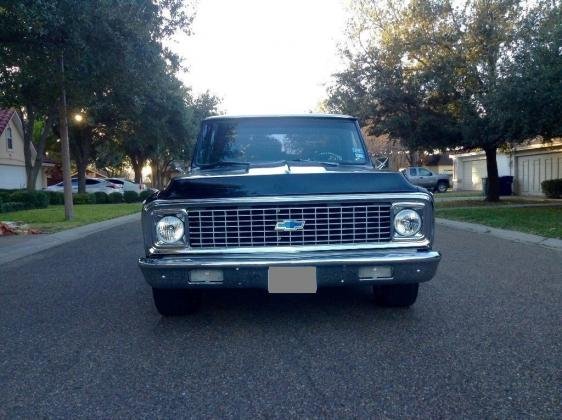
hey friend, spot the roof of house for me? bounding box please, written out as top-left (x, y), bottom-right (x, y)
top-left (0, 109), bottom-right (15, 135)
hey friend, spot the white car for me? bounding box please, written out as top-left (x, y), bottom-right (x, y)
top-left (45, 178), bottom-right (122, 194)
top-left (106, 178), bottom-right (145, 192)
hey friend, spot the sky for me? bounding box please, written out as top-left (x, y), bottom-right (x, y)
top-left (170, 0), bottom-right (349, 115)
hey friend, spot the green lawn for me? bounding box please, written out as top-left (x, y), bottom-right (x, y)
top-left (437, 206), bottom-right (562, 238)
top-left (437, 191), bottom-right (482, 198)
top-left (435, 198), bottom-right (548, 208)
top-left (0, 203), bottom-right (141, 233)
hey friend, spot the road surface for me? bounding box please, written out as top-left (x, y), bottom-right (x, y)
top-left (0, 222), bottom-right (560, 418)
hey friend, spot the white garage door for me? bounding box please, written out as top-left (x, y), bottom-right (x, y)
top-left (516, 152), bottom-right (562, 195)
top-left (0, 165), bottom-right (27, 189)
top-left (461, 159), bottom-right (487, 190)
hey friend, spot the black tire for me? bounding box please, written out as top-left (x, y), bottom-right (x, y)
top-left (152, 288), bottom-right (201, 316)
top-left (436, 182), bottom-right (448, 193)
top-left (373, 283), bottom-right (419, 307)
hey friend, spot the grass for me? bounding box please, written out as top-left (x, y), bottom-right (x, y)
top-left (435, 198), bottom-right (548, 208)
top-left (437, 206), bottom-right (562, 238)
top-left (438, 190), bottom-right (482, 198)
top-left (0, 203), bottom-right (141, 233)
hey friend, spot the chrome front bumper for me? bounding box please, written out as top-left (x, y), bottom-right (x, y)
top-left (138, 249), bottom-right (441, 289)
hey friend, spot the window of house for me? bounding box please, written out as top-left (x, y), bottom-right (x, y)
top-left (6, 127), bottom-right (13, 150)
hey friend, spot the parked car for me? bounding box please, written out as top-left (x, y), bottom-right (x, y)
top-left (400, 166), bottom-right (451, 193)
top-left (45, 177), bottom-right (122, 194)
top-left (138, 115), bottom-right (441, 316)
top-left (106, 178), bottom-right (145, 192)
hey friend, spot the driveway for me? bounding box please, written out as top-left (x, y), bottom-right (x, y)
top-left (0, 222), bottom-right (560, 418)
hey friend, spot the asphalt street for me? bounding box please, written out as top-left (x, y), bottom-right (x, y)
top-left (0, 222), bottom-right (560, 418)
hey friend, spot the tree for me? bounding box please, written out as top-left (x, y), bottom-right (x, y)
top-left (0, 0), bottom-right (194, 213)
top-left (327, 0), bottom-right (561, 201)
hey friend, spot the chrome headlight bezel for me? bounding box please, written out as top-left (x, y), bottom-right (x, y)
top-left (152, 209), bottom-right (188, 247)
top-left (391, 202), bottom-right (425, 241)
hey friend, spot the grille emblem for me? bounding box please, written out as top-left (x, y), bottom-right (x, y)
top-left (275, 219), bottom-right (305, 232)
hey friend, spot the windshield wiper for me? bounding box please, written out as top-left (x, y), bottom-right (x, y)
top-left (286, 159), bottom-right (340, 167)
top-left (196, 160), bottom-right (250, 169)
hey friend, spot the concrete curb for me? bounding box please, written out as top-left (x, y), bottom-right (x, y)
top-left (0, 213), bottom-right (141, 265)
top-left (436, 218), bottom-right (562, 251)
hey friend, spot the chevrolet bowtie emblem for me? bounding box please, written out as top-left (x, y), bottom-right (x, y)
top-left (275, 219), bottom-right (305, 232)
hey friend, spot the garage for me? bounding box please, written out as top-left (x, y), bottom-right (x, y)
top-left (460, 158), bottom-right (487, 191)
top-left (516, 151), bottom-right (562, 195)
top-left (0, 164), bottom-right (27, 189)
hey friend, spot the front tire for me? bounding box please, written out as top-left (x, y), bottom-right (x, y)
top-left (373, 283), bottom-right (419, 307)
top-left (436, 182), bottom-right (448, 193)
top-left (152, 288), bottom-right (201, 316)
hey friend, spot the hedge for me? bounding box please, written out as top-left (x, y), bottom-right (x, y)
top-left (93, 191), bottom-right (109, 204)
top-left (73, 193), bottom-right (96, 205)
top-left (541, 179), bottom-right (562, 199)
top-left (139, 189), bottom-right (154, 201)
top-left (123, 190), bottom-right (140, 203)
top-left (46, 191), bottom-right (65, 205)
top-left (7, 191), bottom-right (49, 209)
top-left (0, 191), bottom-right (11, 203)
top-left (108, 191), bottom-right (123, 203)
top-left (0, 201), bottom-right (27, 213)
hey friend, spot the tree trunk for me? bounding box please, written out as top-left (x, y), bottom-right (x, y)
top-left (29, 111), bottom-right (54, 190)
top-left (150, 161), bottom-right (159, 189)
top-left (131, 158), bottom-right (143, 184)
top-left (22, 107), bottom-right (36, 191)
top-left (76, 158), bottom-right (87, 194)
top-left (30, 127), bottom-right (50, 188)
top-left (59, 51), bottom-right (74, 220)
top-left (484, 146), bottom-right (500, 202)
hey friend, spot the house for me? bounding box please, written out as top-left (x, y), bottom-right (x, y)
top-left (451, 138), bottom-right (562, 195)
top-left (0, 109), bottom-right (52, 190)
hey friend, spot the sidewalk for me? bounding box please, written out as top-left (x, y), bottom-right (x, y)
top-left (0, 213), bottom-right (140, 265)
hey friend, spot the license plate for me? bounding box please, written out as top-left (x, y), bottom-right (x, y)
top-left (268, 266), bottom-right (317, 293)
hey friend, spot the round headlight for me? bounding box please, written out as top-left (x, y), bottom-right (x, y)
top-left (156, 216), bottom-right (184, 244)
top-left (394, 209), bottom-right (422, 237)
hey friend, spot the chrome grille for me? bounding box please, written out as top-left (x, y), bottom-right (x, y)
top-left (187, 202), bottom-right (392, 248)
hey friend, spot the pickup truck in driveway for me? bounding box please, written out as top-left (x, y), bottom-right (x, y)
top-left (400, 167), bottom-right (451, 193)
top-left (138, 115), bottom-right (441, 316)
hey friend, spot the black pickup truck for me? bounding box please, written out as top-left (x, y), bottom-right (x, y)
top-left (139, 115), bottom-right (441, 315)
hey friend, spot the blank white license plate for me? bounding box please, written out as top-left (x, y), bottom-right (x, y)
top-left (267, 266), bottom-right (317, 293)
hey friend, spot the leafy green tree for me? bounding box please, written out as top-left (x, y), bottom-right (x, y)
top-left (0, 0), bottom-right (193, 202)
top-left (327, 0), bottom-right (561, 201)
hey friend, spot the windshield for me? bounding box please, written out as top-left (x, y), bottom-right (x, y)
top-left (194, 118), bottom-right (368, 166)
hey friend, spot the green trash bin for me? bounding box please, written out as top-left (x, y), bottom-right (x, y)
top-left (481, 177), bottom-right (488, 195)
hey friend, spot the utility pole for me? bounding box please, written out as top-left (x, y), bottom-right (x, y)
top-left (58, 51), bottom-right (74, 220)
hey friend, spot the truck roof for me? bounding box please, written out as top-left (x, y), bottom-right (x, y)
top-left (203, 113), bottom-right (357, 121)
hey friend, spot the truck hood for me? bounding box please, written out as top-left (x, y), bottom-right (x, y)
top-left (154, 164), bottom-right (425, 201)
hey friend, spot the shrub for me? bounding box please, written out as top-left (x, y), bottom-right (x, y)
top-left (46, 191), bottom-right (65, 205)
top-left (541, 179), bottom-right (562, 199)
top-left (8, 190), bottom-right (49, 209)
top-left (123, 190), bottom-right (140, 203)
top-left (108, 191), bottom-right (123, 203)
top-left (32, 191), bottom-right (49, 208)
top-left (93, 191), bottom-right (109, 204)
top-left (0, 191), bottom-right (12, 203)
top-left (0, 201), bottom-right (26, 213)
top-left (73, 193), bottom-right (96, 205)
top-left (139, 189), bottom-right (155, 202)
